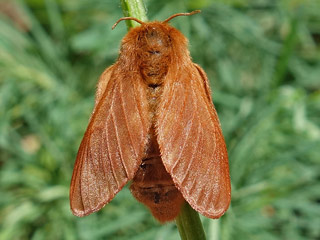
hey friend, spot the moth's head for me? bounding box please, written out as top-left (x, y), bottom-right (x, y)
top-left (113, 11), bottom-right (200, 56)
top-left (114, 11), bottom-right (200, 81)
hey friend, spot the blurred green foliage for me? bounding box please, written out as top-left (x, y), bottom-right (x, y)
top-left (0, 0), bottom-right (319, 239)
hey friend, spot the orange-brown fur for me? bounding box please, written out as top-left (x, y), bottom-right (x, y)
top-left (70, 18), bottom-right (230, 223)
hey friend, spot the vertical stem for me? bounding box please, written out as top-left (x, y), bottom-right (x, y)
top-left (120, 0), bottom-right (148, 29)
top-left (176, 202), bottom-right (207, 240)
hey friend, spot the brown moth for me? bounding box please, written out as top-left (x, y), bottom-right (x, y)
top-left (70, 10), bottom-right (231, 223)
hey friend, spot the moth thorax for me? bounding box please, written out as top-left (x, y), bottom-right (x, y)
top-left (139, 27), bottom-right (172, 86)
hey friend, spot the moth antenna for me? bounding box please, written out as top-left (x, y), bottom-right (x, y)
top-left (162, 10), bottom-right (201, 23)
top-left (112, 17), bottom-right (145, 29)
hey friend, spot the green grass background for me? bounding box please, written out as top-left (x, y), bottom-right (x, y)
top-left (0, 0), bottom-right (319, 239)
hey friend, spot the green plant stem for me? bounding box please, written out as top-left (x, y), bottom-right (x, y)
top-left (120, 0), bottom-right (148, 29)
top-left (176, 202), bottom-right (207, 240)
top-left (118, 1), bottom-right (206, 239)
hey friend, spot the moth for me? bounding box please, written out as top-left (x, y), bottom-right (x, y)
top-left (70, 10), bottom-right (231, 223)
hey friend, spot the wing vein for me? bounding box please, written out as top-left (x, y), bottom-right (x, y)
top-left (99, 131), bottom-right (108, 191)
top-left (111, 111), bottom-right (129, 178)
top-left (170, 86), bottom-right (195, 173)
top-left (180, 119), bottom-right (202, 185)
top-left (171, 112), bottom-right (195, 173)
top-left (105, 115), bottom-right (120, 188)
top-left (119, 81), bottom-right (137, 160)
top-left (89, 131), bottom-right (103, 199)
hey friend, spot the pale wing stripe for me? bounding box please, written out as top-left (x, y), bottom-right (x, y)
top-left (87, 138), bottom-right (99, 209)
top-left (103, 85), bottom-right (123, 189)
top-left (204, 189), bottom-right (213, 211)
top-left (105, 114), bottom-right (121, 189)
top-left (180, 119), bottom-right (202, 185)
top-left (209, 162), bottom-right (222, 207)
top-left (176, 85), bottom-right (203, 184)
top-left (167, 91), bottom-right (190, 170)
top-left (186, 175), bottom-right (197, 197)
top-left (102, 127), bottom-right (118, 194)
top-left (119, 81), bottom-right (138, 160)
top-left (101, 130), bottom-right (113, 194)
top-left (88, 131), bottom-right (104, 198)
top-left (170, 112), bottom-right (195, 173)
top-left (98, 130), bottom-right (109, 192)
top-left (111, 111), bottom-right (129, 178)
top-left (87, 137), bottom-right (98, 201)
top-left (197, 172), bottom-right (213, 209)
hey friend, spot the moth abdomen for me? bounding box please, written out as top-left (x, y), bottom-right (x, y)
top-left (130, 155), bottom-right (185, 222)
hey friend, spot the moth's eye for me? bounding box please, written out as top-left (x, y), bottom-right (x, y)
top-left (140, 163), bottom-right (147, 169)
top-left (148, 50), bottom-right (160, 55)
